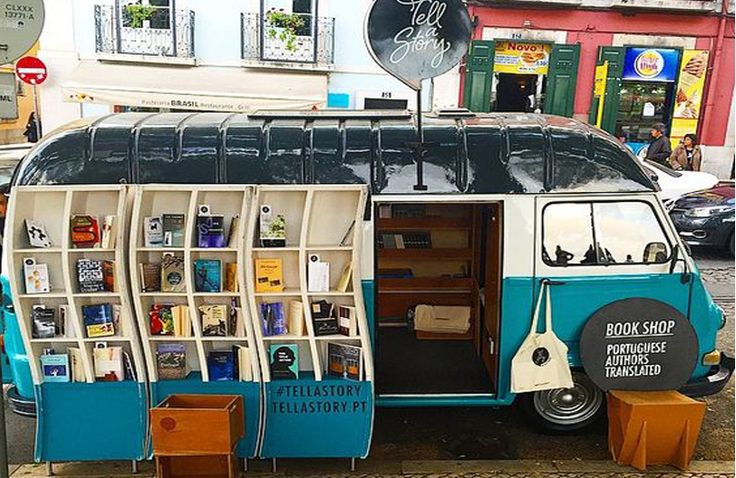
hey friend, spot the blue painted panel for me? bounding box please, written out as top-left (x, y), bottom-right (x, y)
top-left (327, 93), bottom-right (350, 109)
top-left (362, 280), bottom-right (376, 349)
top-left (1, 303), bottom-right (33, 397)
top-left (687, 272), bottom-right (721, 378)
top-left (261, 373), bottom-right (373, 458)
top-left (150, 373), bottom-right (261, 458)
top-left (35, 381), bottom-right (147, 462)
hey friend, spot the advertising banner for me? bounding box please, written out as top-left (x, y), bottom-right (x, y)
top-left (594, 61), bottom-right (608, 128)
top-left (622, 47), bottom-right (680, 82)
top-left (493, 41), bottom-right (551, 75)
top-left (0, 73), bottom-right (18, 119)
top-left (670, 50), bottom-right (709, 147)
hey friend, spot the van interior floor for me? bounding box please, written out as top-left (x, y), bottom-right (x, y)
top-left (376, 327), bottom-right (494, 395)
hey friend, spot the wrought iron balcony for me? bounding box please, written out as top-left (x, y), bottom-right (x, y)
top-left (94, 4), bottom-right (195, 59)
top-left (241, 12), bottom-right (334, 65)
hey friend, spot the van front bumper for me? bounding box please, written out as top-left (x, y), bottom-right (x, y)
top-left (679, 353), bottom-right (734, 398)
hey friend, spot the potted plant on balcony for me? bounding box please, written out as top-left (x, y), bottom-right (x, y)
top-left (265, 8), bottom-right (305, 52)
top-left (123, 1), bottom-right (157, 28)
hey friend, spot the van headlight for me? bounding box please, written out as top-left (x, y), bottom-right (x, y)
top-left (685, 206), bottom-right (732, 218)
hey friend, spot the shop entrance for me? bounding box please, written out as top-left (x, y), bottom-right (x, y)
top-left (495, 73), bottom-right (540, 113)
top-left (615, 81), bottom-right (675, 144)
top-left (374, 202), bottom-right (503, 396)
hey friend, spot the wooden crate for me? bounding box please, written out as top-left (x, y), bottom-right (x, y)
top-left (156, 454), bottom-right (238, 478)
top-left (151, 394), bottom-right (244, 455)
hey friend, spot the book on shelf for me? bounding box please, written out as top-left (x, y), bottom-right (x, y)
top-left (112, 303), bottom-right (123, 336)
top-left (208, 350), bottom-right (235, 381)
top-left (255, 258), bottom-right (284, 293)
top-left (172, 305), bottom-right (192, 337)
top-left (338, 305), bottom-right (358, 337)
top-left (70, 215), bottom-right (100, 248)
top-left (100, 215), bottom-right (116, 249)
top-left (103, 260), bottom-right (115, 292)
top-left (378, 232), bottom-right (431, 249)
top-left (234, 345), bottom-right (253, 381)
top-left (156, 343), bottom-right (187, 380)
top-left (31, 306), bottom-right (57, 339)
top-left (224, 263), bottom-right (238, 293)
top-left (376, 268), bottom-right (414, 279)
top-left (92, 343), bottom-right (124, 382)
top-left (269, 344), bottom-right (299, 380)
top-left (144, 216), bottom-right (164, 247)
top-left (149, 304), bottom-right (175, 335)
top-left (82, 303), bottom-right (115, 338)
top-left (228, 298), bottom-right (239, 336)
top-left (197, 211), bottom-right (226, 248)
top-left (311, 300), bottom-right (338, 336)
top-left (76, 259), bottom-right (104, 293)
top-left (200, 304), bottom-right (228, 336)
top-left (194, 259), bottom-right (221, 293)
top-left (23, 257), bottom-right (50, 294)
top-left (40, 353), bottom-right (70, 383)
top-left (339, 220), bottom-right (356, 247)
top-left (260, 302), bottom-right (287, 337)
top-left (161, 253), bottom-right (185, 292)
top-left (69, 347), bottom-right (85, 382)
top-left (60, 305), bottom-right (75, 338)
top-left (162, 213), bottom-right (185, 247)
top-left (307, 255), bottom-right (329, 292)
top-left (288, 300), bottom-right (305, 337)
top-left (259, 205), bottom-right (286, 247)
top-left (392, 204), bottom-right (425, 218)
top-left (123, 351), bottom-right (136, 381)
top-left (337, 261), bottom-right (352, 292)
top-left (25, 219), bottom-right (52, 248)
top-left (327, 342), bottom-right (361, 381)
top-left (232, 307), bottom-right (246, 337)
top-left (378, 204), bottom-right (392, 219)
top-left (139, 262), bottom-right (161, 292)
top-left (227, 215), bottom-right (240, 249)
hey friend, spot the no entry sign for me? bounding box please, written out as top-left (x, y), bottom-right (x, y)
top-left (15, 56), bottom-right (47, 85)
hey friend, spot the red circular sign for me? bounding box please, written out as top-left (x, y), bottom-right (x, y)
top-left (15, 56), bottom-right (47, 85)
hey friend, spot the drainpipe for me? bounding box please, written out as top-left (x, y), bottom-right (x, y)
top-left (697, 0), bottom-right (728, 143)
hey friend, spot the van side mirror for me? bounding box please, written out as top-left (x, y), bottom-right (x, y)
top-left (643, 242), bottom-right (668, 263)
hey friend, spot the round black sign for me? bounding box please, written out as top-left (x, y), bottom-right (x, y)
top-left (364, 0), bottom-right (472, 90)
top-left (579, 298), bottom-right (698, 391)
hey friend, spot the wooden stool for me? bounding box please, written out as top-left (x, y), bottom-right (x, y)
top-left (608, 390), bottom-right (706, 471)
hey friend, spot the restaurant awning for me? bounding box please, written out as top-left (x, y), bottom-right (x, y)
top-left (62, 61), bottom-right (327, 112)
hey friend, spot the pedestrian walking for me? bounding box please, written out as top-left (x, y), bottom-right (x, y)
top-left (669, 133), bottom-right (702, 171)
top-left (22, 112), bottom-right (40, 143)
top-left (644, 122), bottom-right (671, 166)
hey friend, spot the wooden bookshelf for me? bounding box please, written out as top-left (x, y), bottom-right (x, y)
top-left (244, 185), bottom-right (373, 382)
top-left (128, 185), bottom-right (260, 383)
top-left (6, 185), bottom-right (146, 385)
top-left (377, 248), bottom-right (473, 260)
top-left (377, 216), bottom-right (471, 230)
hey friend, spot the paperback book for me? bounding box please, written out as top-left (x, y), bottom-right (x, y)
top-left (200, 304), bottom-right (228, 336)
top-left (139, 262), bottom-right (161, 292)
top-left (224, 263), bottom-right (238, 292)
top-left (311, 300), bottom-right (338, 336)
top-left (93, 344), bottom-right (124, 382)
top-left (337, 305), bottom-right (358, 337)
top-left (40, 353), bottom-right (70, 383)
top-left (193, 259), bottom-right (221, 292)
top-left (144, 216), bottom-right (164, 247)
top-left (255, 258), bottom-right (284, 293)
top-left (208, 351), bottom-right (235, 381)
top-left (70, 215), bottom-right (100, 248)
top-left (227, 215), bottom-right (240, 248)
top-left (60, 305), bottom-right (75, 338)
top-left (288, 300), bottom-right (305, 337)
top-left (77, 259), bottom-right (105, 293)
top-left (337, 261), bottom-right (352, 293)
top-left (259, 205), bottom-right (286, 247)
top-left (25, 219), bottom-right (52, 248)
top-left (235, 345), bottom-right (253, 381)
top-left (149, 304), bottom-right (175, 335)
top-left (69, 347), bottom-right (85, 382)
top-left (162, 213), bottom-right (185, 247)
top-left (161, 253), bottom-right (185, 292)
top-left (157, 343), bottom-right (187, 380)
top-left (23, 257), bottom-right (50, 294)
top-left (197, 214), bottom-right (226, 248)
top-left (307, 255), bottom-right (329, 292)
top-left (327, 342), bottom-right (361, 381)
top-left (260, 302), bottom-right (287, 336)
top-left (31, 306), bottom-right (56, 338)
top-left (82, 303), bottom-right (115, 338)
top-left (100, 215), bottom-right (116, 249)
top-left (269, 344), bottom-right (299, 380)
top-left (172, 305), bottom-right (192, 337)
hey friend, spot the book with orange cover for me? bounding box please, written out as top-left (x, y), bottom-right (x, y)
top-left (255, 259), bottom-right (284, 293)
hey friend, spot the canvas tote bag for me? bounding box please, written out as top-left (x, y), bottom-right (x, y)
top-left (510, 282), bottom-right (574, 393)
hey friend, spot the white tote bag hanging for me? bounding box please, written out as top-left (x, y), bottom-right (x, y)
top-left (511, 282), bottom-right (574, 393)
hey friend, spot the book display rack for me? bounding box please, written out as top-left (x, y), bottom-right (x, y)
top-left (245, 185), bottom-right (374, 459)
top-left (129, 185), bottom-right (262, 459)
top-left (5, 185), bottom-right (147, 462)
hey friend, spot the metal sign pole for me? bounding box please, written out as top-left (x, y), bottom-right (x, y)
top-left (32, 84), bottom-right (41, 139)
top-left (413, 88), bottom-right (427, 191)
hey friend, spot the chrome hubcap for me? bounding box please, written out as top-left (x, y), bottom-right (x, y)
top-left (533, 373), bottom-right (603, 426)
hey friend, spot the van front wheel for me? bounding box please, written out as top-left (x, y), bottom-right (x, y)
top-left (520, 372), bottom-right (605, 434)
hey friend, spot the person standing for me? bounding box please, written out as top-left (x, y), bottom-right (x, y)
top-left (645, 123), bottom-right (672, 166)
top-left (669, 133), bottom-right (703, 171)
top-left (22, 112), bottom-right (40, 143)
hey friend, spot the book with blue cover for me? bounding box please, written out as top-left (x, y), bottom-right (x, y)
top-left (260, 302), bottom-right (287, 336)
top-left (82, 303), bottom-right (115, 338)
top-left (208, 351), bottom-right (235, 381)
top-left (41, 354), bottom-right (70, 383)
top-left (269, 344), bottom-right (299, 380)
top-left (193, 259), bottom-right (221, 292)
top-left (197, 215), bottom-right (226, 248)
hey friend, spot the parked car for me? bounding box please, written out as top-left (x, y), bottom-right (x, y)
top-left (637, 157), bottom-right (719, 201)
top-left (668, 184), bottom-right (735, 256)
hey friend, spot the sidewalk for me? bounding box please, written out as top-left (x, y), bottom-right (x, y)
top-left (8, 460), bottom-right (736, 477)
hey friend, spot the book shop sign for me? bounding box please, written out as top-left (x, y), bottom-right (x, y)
top-left (364, 0), bottom-right (472, 90)
top-left (579, 298), bottom-right (698, 391)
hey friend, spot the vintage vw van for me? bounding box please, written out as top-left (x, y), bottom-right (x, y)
top-left (4, 111), bottom-right (732, 436)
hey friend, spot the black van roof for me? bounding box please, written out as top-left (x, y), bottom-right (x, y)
top-left (13, 112), bottom-right (656, 194)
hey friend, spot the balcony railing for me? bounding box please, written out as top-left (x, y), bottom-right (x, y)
top-left (94, 4), bottom-right (195, 58)
top-left (241, 12), bottom-right (334, 65)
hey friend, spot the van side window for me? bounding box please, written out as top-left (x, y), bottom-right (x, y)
top-left (543, 201), bottom-right (670, 266)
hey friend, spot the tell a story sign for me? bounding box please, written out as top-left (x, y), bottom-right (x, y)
top-left (364, 0), bottom-right (472, 90)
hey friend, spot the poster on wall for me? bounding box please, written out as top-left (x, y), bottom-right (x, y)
top-left (670, 50), bottom-right (709, 146)
top-left (622, 48), bottom-right (680, 82)
top-left (493, 41), bottom-right (551, 75)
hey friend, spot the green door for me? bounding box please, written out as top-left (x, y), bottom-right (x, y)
top-left (544, 44), bottom-right (580, 117)
top-left (588, 46), bottom-right (625, 133)
top-left (462, 40), bottom-right (495, 112)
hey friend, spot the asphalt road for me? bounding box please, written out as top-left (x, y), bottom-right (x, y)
top-left (1, 249), bottom-right (732, 465)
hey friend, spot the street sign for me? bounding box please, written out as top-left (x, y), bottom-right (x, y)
top-left (579, 298), bottom-right (698, 392)
top-left (0, 73), bottom-right (17, 119)
top-left (0, 0), bottom-right (45, 65)
top-left (364, 0), bottom-right (472, 90)
top-left (15, 55), bottom-right (46, 85)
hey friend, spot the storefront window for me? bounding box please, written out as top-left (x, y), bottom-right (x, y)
top-left (543, 201), bottom-right (670, 266)
top-left (615, 82), bottom-right (673, 143)
top-left (121, 0), bottom-right (172, 30)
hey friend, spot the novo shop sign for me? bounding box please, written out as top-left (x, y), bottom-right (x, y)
top-left (623, 47), bottom-right (681, 82)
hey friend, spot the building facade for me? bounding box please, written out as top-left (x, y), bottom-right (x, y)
top-left (460, 0), bottom-right (735, 176)
top-left (0, 44), bottom-right (40, 145)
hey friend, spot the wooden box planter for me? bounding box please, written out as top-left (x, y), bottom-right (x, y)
top-left (151, 394), bottom-right (245, 455)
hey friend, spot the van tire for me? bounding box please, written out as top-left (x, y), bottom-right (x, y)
top-left (519, 371), bottom-right (605, 434)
